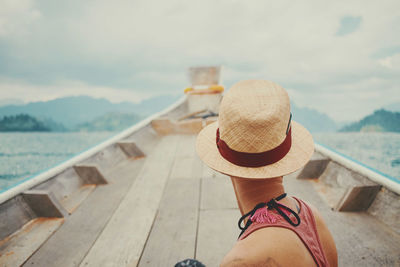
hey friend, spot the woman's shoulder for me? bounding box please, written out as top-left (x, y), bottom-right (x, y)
top-left (300, 200), bottom-right (338, 267)
top-left (221, 226), bottom-right (316, 267)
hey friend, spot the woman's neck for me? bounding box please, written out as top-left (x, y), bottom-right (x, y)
top-left (230, 176), bottom-right (285, 215)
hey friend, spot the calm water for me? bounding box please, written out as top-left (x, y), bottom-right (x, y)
top-left (313, 132), bottom-right (400, 180)
top-left (0, 132), bottom-right (399, 192)
top-left (0, 132), bottom-right (116, 192)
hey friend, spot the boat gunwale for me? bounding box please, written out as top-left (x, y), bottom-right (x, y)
top-left (315, 143), bottom-right (400, 195)
top-left (0, 96), bottom-right (187, 205)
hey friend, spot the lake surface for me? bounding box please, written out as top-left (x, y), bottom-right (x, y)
top-left (0, 132), bottom-right (399, 192)
top-left (0, 132), bottom-right (116, 192)
top-left (313, 132), bottom-right (400, 179)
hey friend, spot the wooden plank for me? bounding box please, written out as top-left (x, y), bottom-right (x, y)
top-left (201, 176), bottom-right (237, 210)
top-left (310, 160), bottom-right (381, 209)
top-left (117, 142), bottom-right (145, 159)
top-left (138, 178), bottom-right (200, 266)
top-left (202, 163), bottom-right (217, 179)
top-left (335, 185), bottom-right (381, 212)
top-left (73, 165), bottom-right (108, 185)
top-left (170, 155), bottom-right (192, 179)
top-left (60, 185), bottom-right (96, 214)
top-left (176, 135), bottom-right (197, 158)
top-left (23, 157), bottom-right (149, 267)
top-left (34, 167), bottom-right (84, 207)
top-left (0, 196), bottom-right (36, 240)
top-left (169, 135), bottom-right (203, 180)
top-left (297, 159), bottom-right (330, 179)
top-left (368, 188), bottom-right (400, 235)
top-left (196, 209), bottom-right (240, 266)
top-left (176, 118), bottom-right (203, 134)
top-left (151, 118), bottom-right (204, 135)
top-left (0, 218), bottom-right (63, 267)
top-left (80, 135), bottom-right (179, 267)
top-left (22, 190), bottom-right (68, 218)
top-left (151, 118), bottom-right (173, 135)
top-left (196, 159), bottom-right (240, 266)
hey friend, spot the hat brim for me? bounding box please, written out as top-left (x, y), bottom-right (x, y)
top-left (196, 121), bottom-right (314, 179)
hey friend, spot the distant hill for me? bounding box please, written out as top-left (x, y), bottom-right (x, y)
top-left (0, 114), bottom-right (50, 132)
top-left (0, 95), bottom-right (180, 128)
top-left (291, 103), bottom-right (337, 133)
top-left (0, 114), bottom-right (67, 132)
top-left (340, 109), bottom-right (400, 132)
top-left (39, 117), bottom-right (68, 132)
top-left (75, 112), bottom-right (142, 132)
top-left (335, 120), bottom-right (352, 130)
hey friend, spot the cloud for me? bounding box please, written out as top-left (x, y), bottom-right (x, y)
top-left (336, 16), bottom-right (362, 36)
top-left (0, 0), bottom-right (399, 121)
top-left (0, 77), bottom-right (152, 103)
top-left (0, 0), bottom-right (41, 37)
top-left (371, 45), bottom-right (400, 59)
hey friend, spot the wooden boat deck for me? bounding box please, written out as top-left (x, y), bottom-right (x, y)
top-left (2, 134), bottom-right (396, 267)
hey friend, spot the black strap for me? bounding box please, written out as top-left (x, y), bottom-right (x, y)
top-left (237, 193), bottom-right (301, 239)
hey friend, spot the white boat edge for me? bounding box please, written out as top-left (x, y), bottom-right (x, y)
top-left (315, 143), bottom-right (400, 195)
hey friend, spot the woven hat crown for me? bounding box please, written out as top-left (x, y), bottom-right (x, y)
top-left (219, 80), bottom-right (291, 153)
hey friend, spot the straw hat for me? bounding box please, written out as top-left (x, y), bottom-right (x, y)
top-left (196, 80), bottom-right (314, 179)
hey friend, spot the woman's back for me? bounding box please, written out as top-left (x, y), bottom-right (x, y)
top-left (221, 197), bottom-right (337, 267)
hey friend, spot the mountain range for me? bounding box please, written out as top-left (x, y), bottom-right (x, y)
top-left (75, 112), bottom-right (142, 132)
top-left (1, 95), bottom-right (397, 133)
top-left (0, 95), bottom-right (180, 129)
top-left (340, 109), bottom-right (400, 132)
top-left (291, 103), bottom-right (337, 133)
top-left (0, 95), bottom-right (339, 133)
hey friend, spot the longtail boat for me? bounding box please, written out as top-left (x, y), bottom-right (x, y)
top-left (0, 67), bottom-right (399, 266)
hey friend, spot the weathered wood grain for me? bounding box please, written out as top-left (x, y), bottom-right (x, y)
top-left (202, 163), bottom-right (218, 179)
top-left (23, 157), bottom-right (149, 267)
top-left (60, 185), bottom-right (96, 214)
top-left (169, 135), bottom-right (202, 180)
top-left (196, 209), bottom-right (240, 266)
top-left (117, 142), bottom-right (145, 159)
top-left (368, 188), bottom-right (400, 235)
top-left (151, 118), bottom-right (204, 135)
top-left (138, 178), bottom-right (200, 266)
top-left (196, 161), bottom-right (240, 266)
top-left (151, 118), bottom-right (174, 135)
top-left (201, 176), bottom-right (237, 210)
top-left (73, 165), bottom-right (108, 185)
top-left (0, 196), bottom-right (36, 240)
top-left (80, 135), bottom-right (179, 267)
top-left (335, 185), bottom-right (381, 211)
top-left (297, 159), bottom-right (330, 179)
top-left (0, 218), bottom-right (63, 267)
top-left (22, 190), bottom-right (68, 218)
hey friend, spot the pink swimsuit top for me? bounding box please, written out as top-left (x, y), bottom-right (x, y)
top-left (238, 197), bottom-right (329, 267)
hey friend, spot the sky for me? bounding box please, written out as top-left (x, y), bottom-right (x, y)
top-left (0, 0), bottom-right (399, 122)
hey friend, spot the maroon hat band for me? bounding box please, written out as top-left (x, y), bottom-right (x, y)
top-left (216, 126), bottom-right (292, 168)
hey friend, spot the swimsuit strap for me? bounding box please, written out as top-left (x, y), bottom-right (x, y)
top-left (237, 193), bottom-right (301, 239)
